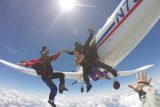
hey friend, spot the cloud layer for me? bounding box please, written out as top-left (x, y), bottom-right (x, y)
top-left (0, 80), bottom-right (160, 107)
top-left (0, 89), bottom-right (48, 107)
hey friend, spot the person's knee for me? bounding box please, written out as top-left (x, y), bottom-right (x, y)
top-left (60, 73), bottom-right (65, 78)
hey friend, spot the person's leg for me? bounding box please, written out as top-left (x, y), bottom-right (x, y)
top-left (94, 60), bottom-right (117, 77)
top-left (48, 72), bottom-right (68, 93)
top-left (82, 65), bottom-right (92, 92)
top-left (41, 77), bottom-right (57, 101)
top-left (48, 72), bottom-right (65, 85)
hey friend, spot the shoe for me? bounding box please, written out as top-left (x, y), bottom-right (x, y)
top-left (111, 69), bottom-right (117, 77)
top-left (86, 85), bottom-right (92, 92)
top-left (59, 85), bottom-right (68, 94)
top-left (64, 87), bottom-right (68, 91)
top-left (48, 100), bottom-right (56, 107)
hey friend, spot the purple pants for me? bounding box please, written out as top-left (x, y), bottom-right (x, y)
top-left (88, 65), bottom-right (108, 81)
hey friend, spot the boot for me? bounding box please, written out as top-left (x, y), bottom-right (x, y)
top-left (86, 84), bottom-right (92, 92)
top-left (59, 84), bottom-right (68, 94)
top-left (110, 69), bottom-right (117, 77)
top-left (48, 100), bottom-right (56, 107)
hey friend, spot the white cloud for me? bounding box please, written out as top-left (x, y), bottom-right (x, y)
top-left (0, 80), bottom-right (160, 107)
top-left (0, 88), bottom-right (48, 107)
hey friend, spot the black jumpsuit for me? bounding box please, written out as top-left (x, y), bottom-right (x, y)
top-left (65, 33), bottom-right (116, 86)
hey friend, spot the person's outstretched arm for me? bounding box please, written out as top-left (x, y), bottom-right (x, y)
top-left (18, 59), bottom-right (39, 67)
top-left (63, 50), bottom-right (74, 55)
top-left (84, 27), bottom-right (94, 48)
top-left (128, 71), bottom-right (160, 107)
top-left (50, 52), bottom-right (61, 61)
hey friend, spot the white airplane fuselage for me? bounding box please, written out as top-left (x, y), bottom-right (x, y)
top-left (95, 0), bottom-right (160, 67)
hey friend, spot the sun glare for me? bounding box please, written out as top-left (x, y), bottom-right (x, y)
top-left (59, 0), bottom-right (75, 11)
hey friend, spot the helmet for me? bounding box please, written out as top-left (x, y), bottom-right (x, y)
top-left (41, 46), bottom-right (49, 56)
top-left (74, 41), bottom-right (83, 52)
top-left (74, 41), bottom-right (81, 47)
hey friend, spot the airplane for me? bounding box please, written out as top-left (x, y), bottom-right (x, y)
top-left (0, 0), bottom-right (160, 92)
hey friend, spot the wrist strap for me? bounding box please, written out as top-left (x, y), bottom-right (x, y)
top-left (137, 81), bottom-right (149, 85)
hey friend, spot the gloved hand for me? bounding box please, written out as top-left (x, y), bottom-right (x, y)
top-left (18, 60), bottom-right (27, 66)
top-left (88, 27), bottom-right (94, 34)
top-left (128, 71), bottom-right (152, 93)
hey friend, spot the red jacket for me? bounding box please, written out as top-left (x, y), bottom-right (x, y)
top-left (25, 52), bottom-right (61, 67)
top-left (25, 52), bottom-right (61, 76)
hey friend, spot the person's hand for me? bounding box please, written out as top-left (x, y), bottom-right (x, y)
top-left (88, 27), bottom-right (94, 33)
top-left (58, 49), bottom-right (66, 53)
top-left (128, 71), bottom-right (152, 92)
top-left (18, 60), bottom-right (26, 66)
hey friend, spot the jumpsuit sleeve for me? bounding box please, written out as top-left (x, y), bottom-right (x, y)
top-left (64, 50), bottom-right (74, 55)
top-left (84, 32), bottom-right (94, 48)
top-left (50, 52), bottom-right (61, 61)
top-left (140, 85), bottom-right (160, 107)
top-left (25, 59), bottom-right (39, 67)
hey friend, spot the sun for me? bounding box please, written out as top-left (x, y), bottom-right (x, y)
top-left (59, 0), bottom-right (75, 11)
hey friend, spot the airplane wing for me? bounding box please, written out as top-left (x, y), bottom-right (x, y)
top-left (62, 72), bottom-right (83, 81)
top-left (117, 64), bottom-right (154, 77)
top-left (105, 64), bottom-right (154, 78)
top-left (0, 59), bottom-right (38, 76)
top-left (0, 59), bottom-right (153, 81)
top-left (0, 59), bottom-right (81, 80)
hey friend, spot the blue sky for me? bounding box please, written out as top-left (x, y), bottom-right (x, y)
top-left (0, 0), bottom-right (160, 97)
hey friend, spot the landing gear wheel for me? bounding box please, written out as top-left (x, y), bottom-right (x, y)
top-left (81, 87), bottom-right (84, 93)
top-left (113, 81), bottom-right (120, 90)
